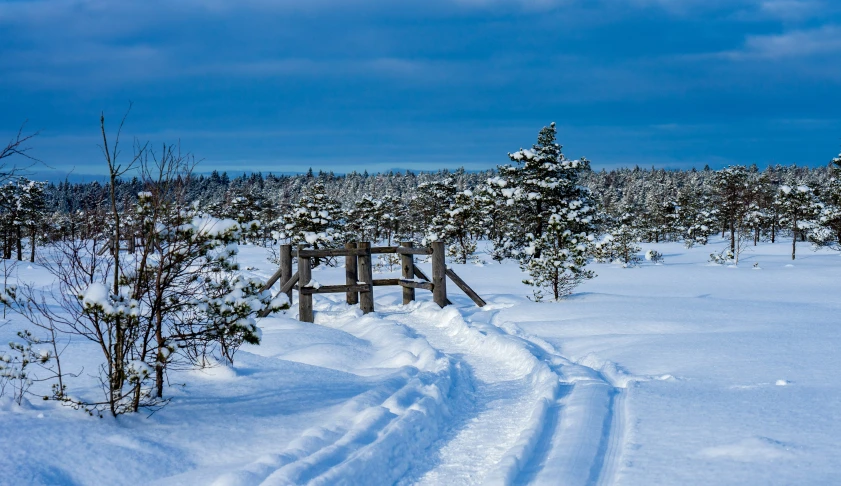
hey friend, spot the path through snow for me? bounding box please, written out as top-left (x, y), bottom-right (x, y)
top-left (295, 298), bottom-right (634, 486)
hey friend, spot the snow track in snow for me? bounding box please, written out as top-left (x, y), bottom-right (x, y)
top-left (210, 307), bottom-right (466, 486)
top-left (490, 316), bottom-right (634, 486)
top-left (389, 302), bottom-right (632, 486)
top-left (214, 294), bottom-right (631, 486)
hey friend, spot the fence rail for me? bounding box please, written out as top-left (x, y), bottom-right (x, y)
top-left (260, 241), bottom-right (484, 322)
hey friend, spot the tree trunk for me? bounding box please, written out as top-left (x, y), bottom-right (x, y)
top-left (16, 226), bottom-right (22, 261)
top-left (3, 227), bottom-right (9, 259)
top-left (729, 221), bottom-right (735, 252)
top-left (791, 220), bottom-right (797, 260)
top-left (155, 308), bottom-right (164, 399)
top-left (30, 226), bottom-right (36, 262)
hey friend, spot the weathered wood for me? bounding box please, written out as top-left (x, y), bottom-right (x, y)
top-left (279, 273), bottom-right (299, 295)
top-left (96, 238), bottom-right (112, 256)
top-left (400, 241), bottom-right (416, 305)
top-left (395, 246), bottom-right (433, 256)
top-left (445, 268), bottom-right (486, 307)
top-left (345, 242), bottom-right (359, 305)
top-left (373, 278), bottom-right (400, 286)
top-left (261, 267), bottom-right (284, 292)
top-left (301, 283), bottom-right (371, 295)
top-left (279, 244), bottom-right (293, 301)
top-left (431, 241), bottom-right (448, 308)
top-left (357, 242), bottom-right (374, 314)
top-left (257, 273), bottom-right (299, 318)
top-left (399, 279), bottom-right (434, 291)
top-left (298, 246), bottom-right (313, 322)
top-left (413, 266), bottom-right (452, 305)
top-left (370, 246), bottom-right (397, 254)
top-left (298, 247), bottom-right (370, 258)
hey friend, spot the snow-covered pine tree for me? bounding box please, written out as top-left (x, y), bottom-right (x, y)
top-left (472, 177), bottom-right (518, 262)
top-left (674, 185), bottom-right (717, 247)
top-left (592, 204), bottom-right (641, 267)
top-left (503, 123), bottom-right (598, 299)
top-left (410, 179), bottom-right (457, 243)
top-left (224, 190), bottom-right (263, 244)
top-left (642, 175), bottom-right (677, 243)
top-left (713, 166), bottom-right (751, 253)
top-left (0, 177), bottom-right (47, 261)
top-left (345, 195), bottom-right (383, 243)
top-left (282, 181), bottom-right (344, 263)
top-left (378, 194), bottom-right (403, 246)
top-left (429, 189), bottom-right (482, 264)
top-left (812, 151), bottom-right (841, 249)
top-left (776, 183), bottom-right (820, 260)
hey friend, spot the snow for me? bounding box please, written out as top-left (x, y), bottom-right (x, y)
top-left (81, 282), bottom-right (112, 312)
top-left (2, 238), bottom-right (841, 485)
top-left (192, 216), bottom-right (239, 237)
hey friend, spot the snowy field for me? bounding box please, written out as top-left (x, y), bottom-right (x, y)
top-left (2, 238), bottom-right (840, 485)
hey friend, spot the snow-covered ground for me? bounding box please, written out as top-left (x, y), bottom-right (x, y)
top-left (2, 238), bottom-right (840, 485)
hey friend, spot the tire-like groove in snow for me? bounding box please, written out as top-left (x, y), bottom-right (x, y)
top-left (483, 311), bottom-right (631, 486)
top-left (210, 306), bottom-right (467, 486)
top-left (385, 304), bottom-right (559, 485)
top-left (392, 302), bottom-right (630, 486)
top-left (215, 296), bottom-right (630, 486)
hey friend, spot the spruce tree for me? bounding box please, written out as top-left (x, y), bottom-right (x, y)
top-left (281, 182), bottom-right (343, 265)
top-left (429, 189), bottom-right (482, 264)
top-left (713, 166), bottom-right (751, 252)
top-left (502, 123), bottom-right (598, 299)
top-left (592, 204), bottom-right (641, 267)
top-left (776, 183), bottom-right (820, 260)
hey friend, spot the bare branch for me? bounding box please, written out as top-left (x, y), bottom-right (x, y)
top-left (0, 121), bottom-right (41, 182)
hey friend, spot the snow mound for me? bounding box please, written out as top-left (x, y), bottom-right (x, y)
top-left (698, 437), bottom-right (794, 462)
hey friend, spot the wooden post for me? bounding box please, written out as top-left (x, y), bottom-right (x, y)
top-left (280, 244), bottom-right (293, 302)
top-left (298, 245), bottom-right (314, 323)
top-left (400, 241), bottom-right (415, 305)
top-left (358, 242), bottom-right (374, 314)
top-left (345, 241), bottom-right (359, 305)
top-left (431, 241), bottom-right (447, 308)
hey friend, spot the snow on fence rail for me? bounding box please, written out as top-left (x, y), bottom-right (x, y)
top-left (259, 241), bottom-right (486, 322)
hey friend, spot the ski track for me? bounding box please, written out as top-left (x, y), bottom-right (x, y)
top-left (388, 302), bottom-right (632, 486)
top-left (213, 287), bottom-right (631, 486)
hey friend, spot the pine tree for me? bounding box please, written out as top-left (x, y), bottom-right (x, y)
top-left (409, 179), bottom-right (457, 242)
top-left (713, 166), bottom-right (751, 252)
top-left (503, 123), bottom-right (598, 299)
top-left (345, 195), bottom-right (383, 243)
top-left (281, 182), bottom-right (343, 264)
top-left (472, 177), bottom-right (518, 262)
top-left (776, 183), bottom-right (820, 260)
top-left (812, 150), bottom-right (841, 249)
top-left (430, 189), bottom-right (482, 264)
top-left (592, 204), bottom-right (641, 267)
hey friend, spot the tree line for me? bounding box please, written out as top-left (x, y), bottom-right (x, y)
top-left (2, 119), bottom-right (841, 415)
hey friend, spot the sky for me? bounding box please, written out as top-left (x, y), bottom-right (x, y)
top-left (2, 0), bottom-right (841, 177)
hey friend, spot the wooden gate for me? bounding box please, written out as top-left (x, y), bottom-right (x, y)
top-left (260, 241), bottom-right (485, 322)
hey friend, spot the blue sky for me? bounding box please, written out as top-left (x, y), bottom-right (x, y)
top-left (2, 0), bottom-right (841, 176)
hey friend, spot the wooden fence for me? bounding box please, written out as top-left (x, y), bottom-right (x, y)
top-left (259, 241), bottom-right (485, 322)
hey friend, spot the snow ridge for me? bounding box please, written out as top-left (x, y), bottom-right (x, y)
top-left (212, 297), bottom-right (634, 486)
top-left (211, 309), bottom-right (466, 486)
top-left (487, 315), bottom-right (633, 486)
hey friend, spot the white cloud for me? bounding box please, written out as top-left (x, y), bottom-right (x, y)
top-left (726, 25), bottom-right (841, 59)
top-left (758, 0), bottom-right (824, 20)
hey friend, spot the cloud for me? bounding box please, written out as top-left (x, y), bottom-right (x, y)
top-left (757, 0), bottom-right (825, 20)
top-left (724, 25), bottom-right (841, 59)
